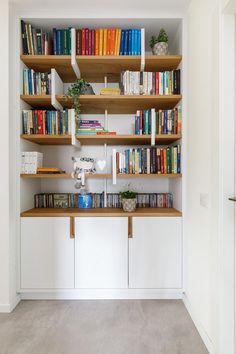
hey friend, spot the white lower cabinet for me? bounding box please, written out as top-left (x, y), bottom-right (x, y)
top-left (129, 217), bottom-right (182, 289)
top-left (75, 217), bottom-right (128, 288)
top-left (21, 217), bottom-right (74, 289)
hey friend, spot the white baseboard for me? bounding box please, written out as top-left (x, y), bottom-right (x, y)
top-left (0, 294), bottom-right (21, 313)
top-left (183, 293), bottom-right (213, 353)
top-left (20, 288), bottom-right (183, 300)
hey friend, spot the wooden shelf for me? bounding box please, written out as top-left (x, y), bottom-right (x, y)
top-left (21, 207), bottom-right (182, 218)
top-left (20, 55), bottom-right (182, 83)
top-left (20, 173), bottom-right (182, 179)
top-left (20, 55), bottom-right (77, 82)
top-left (20, 95), bottom-right (52, 108)
top-left (57, 95), bottom-right (182, 114)
top-left (76, 134), bottom-right (181, 145)
top-left (21, 134), bottom-right (71, 145)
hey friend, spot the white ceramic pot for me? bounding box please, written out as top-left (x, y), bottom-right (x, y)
top-left (152, 42), bottom-right (168, 55)
top-left (122, 198), bottom-right (137, 212)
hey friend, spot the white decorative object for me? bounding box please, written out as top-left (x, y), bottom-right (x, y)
top-left (72, 157), bottom-right (96, 191)
top-left (97, 159), bottom-right (106, 171)
top-left (152, 42), bottom-right (168, 55)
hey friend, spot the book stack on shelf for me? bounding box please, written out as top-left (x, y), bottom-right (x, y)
top-left (120, 70), bottom-right (181, 95)
top-left (53, 28), bottom-right (72, 55)
top-left (115, 145), bottom-right (181, 175)
top-left (22, 109), bottom-right (73, 135)
top-left (21, 20), bottom-right (51, 55)
top-left (21, 152), bottom-right (43, 174)
top-left (76, 28), bottom-right (143, 56)
top-left (78, 120), bottom-right (106, 135)
top-left (34, 192), bottom-right (173, 209)
top-left (134, 106), bottom-right (181, 135)
top-left (23, 69), bottom-right (51, 95)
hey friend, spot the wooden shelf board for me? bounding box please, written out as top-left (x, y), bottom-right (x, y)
top-left (20, 55), bottom-right (77, 83)
top-left (21, 207), bottom-right (182, 218)
top-left (21, 95), bottom-right (52, 108)
top-left (20, 55), bottom-right (182, 83)
top-left (76, 134), bottom-right (181, 145)
top-left (20, 173), bottom-right (182, 179)
top-left (57, 95), bottom-right (182, 114)
top-left (21, 134), bottom-right (71, 145)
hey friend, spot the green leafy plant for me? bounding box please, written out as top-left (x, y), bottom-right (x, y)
top-left (150, 28), bottom-right (168, 49)
top-left (66, 79), bottom-right (91, 124)
top-left (120, 190), bottom-right (137, 199)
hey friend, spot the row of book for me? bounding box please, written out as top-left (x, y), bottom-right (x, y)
top-left (114, 145), bottom-right (181, 174)
top-left (134, 107), bottom-right (182, 135)
top-left (21, 152), bottom-right (43, 174)
top-left (120, 70), bottom-right (181, 95)
top-left (76, 28), bottom-right (143, 56)
top-left (34, 192), bottom-right (173, 209)
top-left (22, 109), bottom-right (73, 135)
top-left (23, 69), bottom-right (51, 95)
top-left (53, 28), bottom-right (71, 55)
top-left (21, 21), bottom-right (51, 55)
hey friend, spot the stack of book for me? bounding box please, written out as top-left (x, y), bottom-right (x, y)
top-left (21, 20), bottom-right (51, 55)
top-left (21, 152), bottom-right (43, 174)
top-left (22, 109), bottom-right (73, 135)
top-left (23, 69), bottom-right (51, 95)
top-left (135, 107), bottom-right (182, 135)
top-left (53, 28), bottom-right (71, 55)
top-left (34, 192), bottom-right (173, 209)
top-left (115, 145), bottom-right (181, 174)
top-left (120, 69), bottom-right (181, 95)
top-left (76, 28), bottom-right (143, 56)
top-left (77, 120), bottom-right (106, 135)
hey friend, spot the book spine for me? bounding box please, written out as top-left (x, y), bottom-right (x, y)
top-left (85, 28), bottom-right (89, 55)
top-left (128, 29), bottom-right (132, 55)
top-left (21, 20), bottom-right (28, 54)
top-left (99, 29), bottom-right (103, 55)
top-left (95, 29), bottom-right (99, 55)
top-left (124, 30), bottom-right (128, 55)
top-left (119, 30), bottom-right (125, 55)
top-left (88, 29), bottom-right (92, 55)
top-left (91, 29), bottom-right (95, 55)
top-left (110, 28), bottom-right (116, 55)
top-left (82, 29), bottom-right (86, 55)
top-left (107, 29), bottom-right (111, 55)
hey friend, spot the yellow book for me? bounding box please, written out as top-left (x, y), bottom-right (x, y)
top-left (114, 29), bottom-right (119, 56)
top-left (95, 29), bottom-right (99, 55)
top-left (99, 29), bottom-right (103, 56)
top-left (116, 29), bottom-right (121, 56)
top-left (103, 28), bottom-right (107, 55)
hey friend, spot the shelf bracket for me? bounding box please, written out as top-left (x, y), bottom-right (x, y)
top-left (128, 216), bottom-right (133, 238)
top-left (51, 69), bottom-right (63, 110)
top-left (71, 28), bottom-right (81, 79)
top-left (70, 217), bottom-right (75, 239)
top-left (112, 148), bottom-right (117, 185)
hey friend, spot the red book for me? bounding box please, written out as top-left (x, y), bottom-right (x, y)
top-left (139, 110), bottom-right (143, 133)
top-left (85, 28), bottom-right (89, 55)
top-left (155, 72), bottom-right (159, 95)
top-left (160, 149), bottom-right (164, 174)
top-left (91, 29), bottom-right (95, 55)
top-left (88, 29), bottom-right (92, 55)
top-left (37, 110), bottom-right (43, 134)
top-left (107, 29), bottom-right (111, 55)
top-left (76, 29), bottom-right (82, 55)
top-left (81, 29), bottom-right (86, 55)
top-left (96, 131), bottom-right (117, 135)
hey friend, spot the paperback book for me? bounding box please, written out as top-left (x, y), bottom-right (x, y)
top-left (23, 69), bottom-right (51, 95)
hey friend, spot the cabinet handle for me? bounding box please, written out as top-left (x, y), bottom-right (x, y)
top-left (128, 216), bottom-right (133, 238)
top-left (70, 217), bottom-right (75, 239)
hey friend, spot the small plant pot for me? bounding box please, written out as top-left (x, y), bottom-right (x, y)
top-left (152, 42), bottom-right (168, 55)
top-left (122, 198), bottom-right (137, 212)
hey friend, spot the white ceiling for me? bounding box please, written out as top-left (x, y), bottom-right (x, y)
top-left (10, 0), bottom-right (191, 14)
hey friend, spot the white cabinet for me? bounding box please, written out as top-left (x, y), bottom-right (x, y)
top-left (21, 217), bottom-right (74, 289)
top-left (129, 217), bottom-right (182, 289)
top-left (75, 217), bottom-right (128, 289)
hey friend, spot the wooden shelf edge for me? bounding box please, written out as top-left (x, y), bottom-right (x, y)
top-left (20, 173), bottom-right (182, 179)
top-left (21, 207), bottom-right (182, 218)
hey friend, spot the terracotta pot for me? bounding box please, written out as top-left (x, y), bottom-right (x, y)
top-left (122, 198), bottom-right (137, 212)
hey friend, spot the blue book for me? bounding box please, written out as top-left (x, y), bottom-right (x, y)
top-left (28, 69), bottom-right (32, 94)
top-left (119, 30), bottom-right (125, 55)
top-left (134, 29), bottom-right (138, 55)
top-left (123, 30), bottom-right (129, 55)
top-left (53, 28), bottom-right (57, 55)
top-left (131, 30), bottom-right (135, 55)
top-left (165, 71), bottom-right (169, 94)
top-left (57, 30), bottom-right (61, 55)
top-left (177, 145), bottom-right (181, 173)
top-left (128, 29), bottom-right (132, 55)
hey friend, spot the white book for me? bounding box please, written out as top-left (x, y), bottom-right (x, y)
top-left (148, 72), bottom-right (153, 95)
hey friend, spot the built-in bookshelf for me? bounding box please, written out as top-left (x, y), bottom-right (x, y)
top-left (20, 21), bottom-right (183, 218)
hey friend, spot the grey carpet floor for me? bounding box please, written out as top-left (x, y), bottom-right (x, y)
top-left (0, 300), bottom-right (208, 354)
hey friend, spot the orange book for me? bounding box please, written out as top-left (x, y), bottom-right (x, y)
top-left (163, 149), bottom-right (167, 174)
top-left (103, 28), bottom-right (107, 55)
top-left (110, 28), bottom-right (116, 55)
top-left (99, 29), bottom-right (103, 55)
top-left (95, 29), bottom-right (99, 55)
top-left (107, 29), bottom-right (111, 55)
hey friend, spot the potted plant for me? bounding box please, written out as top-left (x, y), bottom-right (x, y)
top-left (66, 79), bottom-right (95, 131)
top-left (150, 28), bottom-right (168, 55)
top-left (120, 190), bottom-right (137, 212)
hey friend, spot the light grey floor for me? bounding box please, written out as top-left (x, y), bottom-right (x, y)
top-left (0, 300), bottom-right (208, 354)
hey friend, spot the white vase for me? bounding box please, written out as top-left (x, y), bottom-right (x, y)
top-left (152, 42), bottom-right (168, 55)
top-left (122, 198), bottom-right (137, 212)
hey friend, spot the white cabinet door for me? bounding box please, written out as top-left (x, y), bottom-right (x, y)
top-left (75, 217), bottom-right (128, 288)
top-left (129, 217), bottom-right (182, 289)
top-left (21, 217), bottom-right (74, 289)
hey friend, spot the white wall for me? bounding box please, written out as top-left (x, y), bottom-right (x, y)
top-left (183, 0), bottom-right (220, 352)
